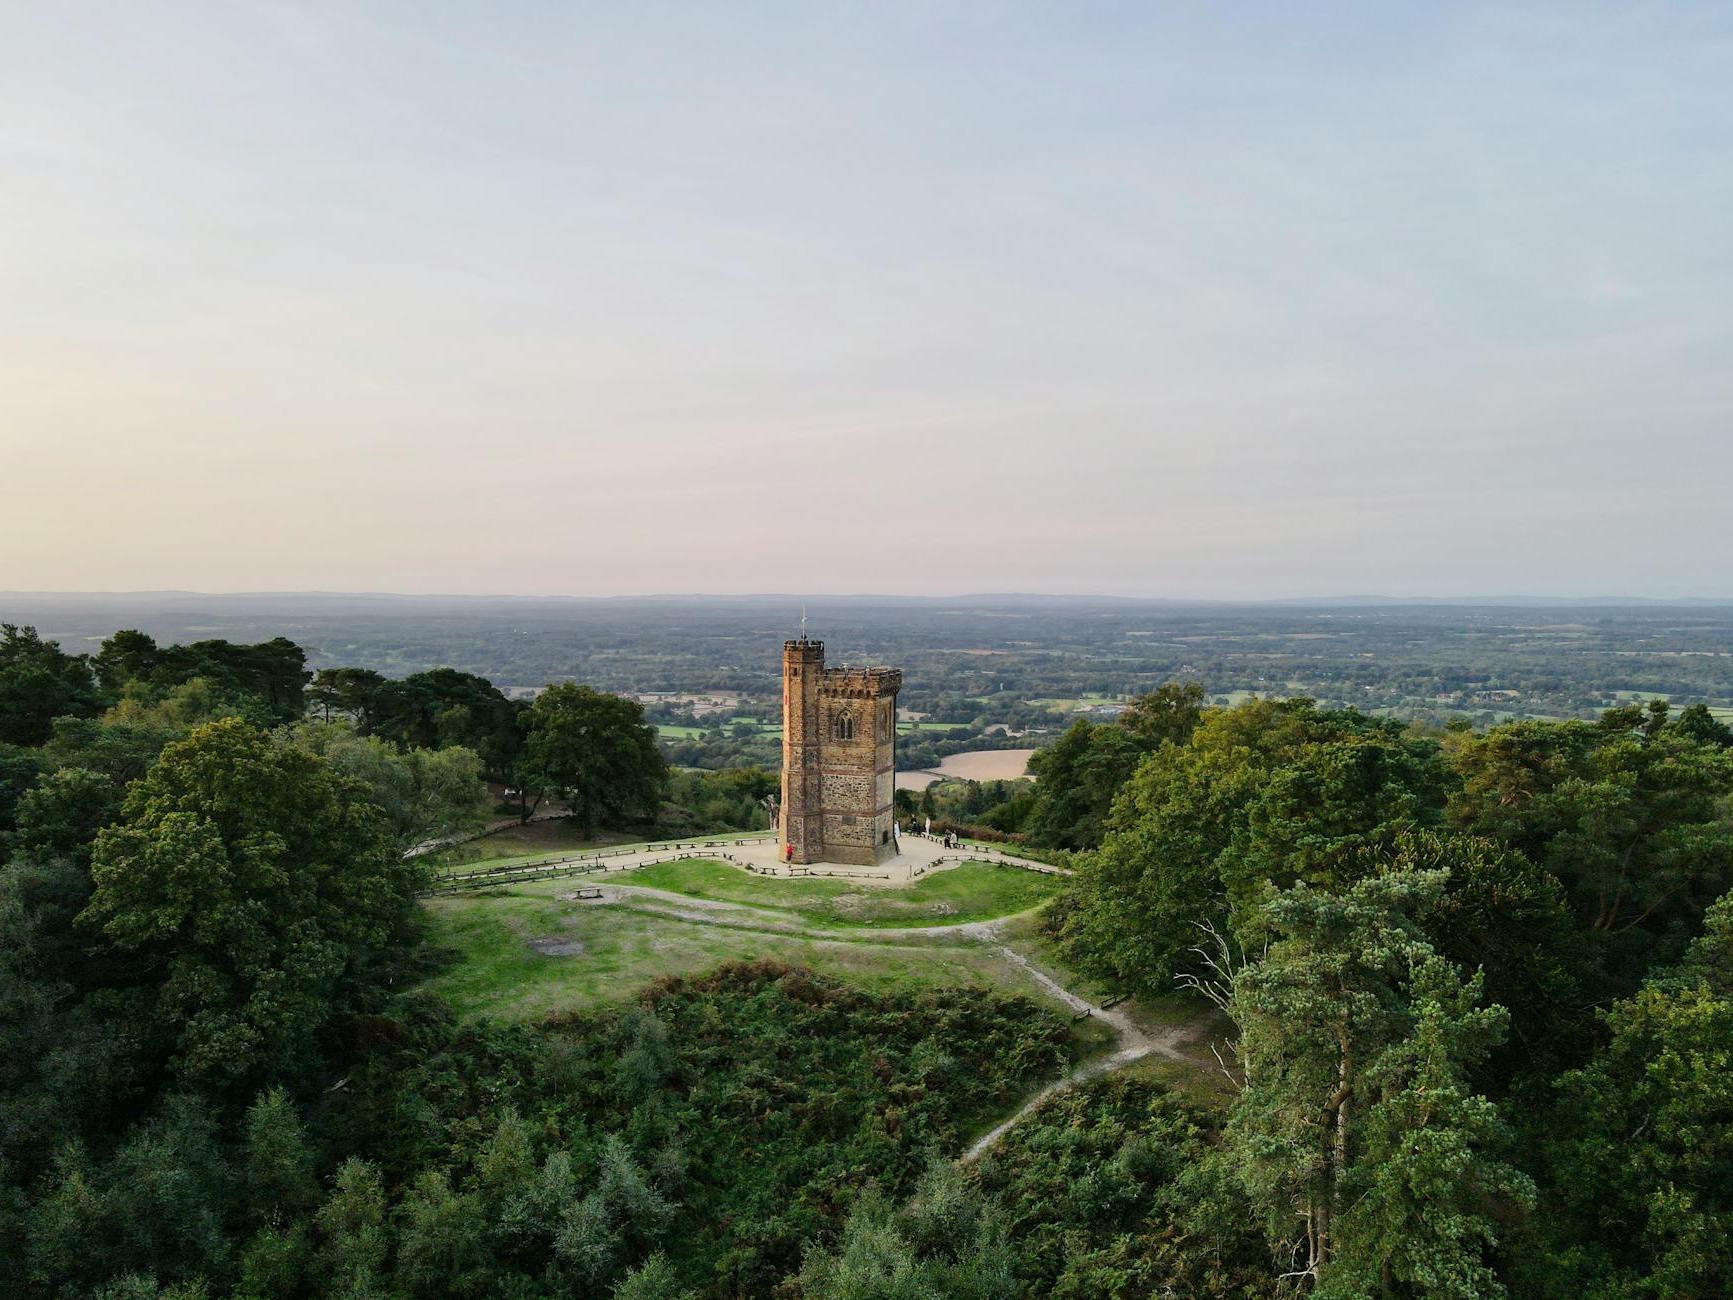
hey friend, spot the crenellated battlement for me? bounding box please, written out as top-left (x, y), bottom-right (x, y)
top-left (819, 666), bottom-right (902, 698)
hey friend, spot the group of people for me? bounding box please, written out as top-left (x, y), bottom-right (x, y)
top-left (777, 818), bottom-right (959, 865)
top-left (904, 816), bottom-right (959, 850)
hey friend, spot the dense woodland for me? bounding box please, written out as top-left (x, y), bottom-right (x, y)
top-left (2, 618), bottom-right (1731, 1297)
top-left (1021, 686), bottom-right (1733, 1297)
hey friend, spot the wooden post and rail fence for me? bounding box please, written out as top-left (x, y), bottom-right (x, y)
top-left (419, 832), bottom-right (1068, 897)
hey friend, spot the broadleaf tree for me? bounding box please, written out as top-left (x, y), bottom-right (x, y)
top-left (517, 685), bottom-right (667, 834)
top-left (80, 718), bottom-right (417, 1089)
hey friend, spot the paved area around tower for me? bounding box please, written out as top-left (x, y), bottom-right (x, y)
top-left (424, 828), bottom-right (1063, 896)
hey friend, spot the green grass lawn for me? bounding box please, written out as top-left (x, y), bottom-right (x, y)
top-left (421, 887), bottom-right (1076, 1021)
top-left (1028, 693), bottom-right (1124, 713)
top-left (954, 835), bottom-right (1068, 867)
top-left (655, 717), bottom-right (784, 739)
top-left (608, 858), bottom-right (1061, 929)
top-left (995, 914), bottom-right (1213, 1030)
top-left (1118, 1052), bottom-right (1236, 1108)
top-left (426, 830), bottom-right (774, 878)
top-left (419, 820), bottom-right (629, 873)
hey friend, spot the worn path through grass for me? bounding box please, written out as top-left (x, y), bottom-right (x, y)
top-left (610, 858), bottom-right (1061, 928)
top-left (424, 890), bottom-right (1080, 1021)
top-left (419, 853), bottom-right (1220, 1155)
top-left (424, 860), bottom-right (1066, 1017)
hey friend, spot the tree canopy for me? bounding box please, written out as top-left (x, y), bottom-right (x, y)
top-left (0, 625), bottom-right (100, 746)
top-left (81, 718), bottom-right (417, 1088)
top-left (94, 631), bottom-right (310, 726)
top-left (1020, 683), bottom-right (1207, 850)
top-left (517, 684), bottom-right (667, 833)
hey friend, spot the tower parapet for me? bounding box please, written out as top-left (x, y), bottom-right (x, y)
top-left (779, 640), bottom-right (900, 865)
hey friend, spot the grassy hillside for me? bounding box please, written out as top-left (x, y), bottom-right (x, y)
top-left (612, 858), bottom-right (1062, 928)
top-left (421, 861), bottom-right (1088, 1028)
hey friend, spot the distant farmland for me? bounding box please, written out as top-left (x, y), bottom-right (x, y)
top-left (897, 748), bottom-right (1037, 790)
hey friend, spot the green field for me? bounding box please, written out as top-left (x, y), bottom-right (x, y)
top-left (656, 717), bottom-right (783, 738)
top-left (611, 857), bottom-right (1061, 929)
top-left (425, 829), bottom-right (774, 879)
top-left (418, 819), bottom-right (636, 873)
top-left (421, 857), bottom-right (1069, 1021)
top-left (1028, 693), bottom-right (1124, 713)
top-left (421, 873), bottom-right (1083, 1023)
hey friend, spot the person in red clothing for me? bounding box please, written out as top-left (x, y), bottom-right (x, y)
top-left (784, 842), bottom-right (794, 863)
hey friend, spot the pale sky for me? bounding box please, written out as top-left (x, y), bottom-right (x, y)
top-left (2, 3), bottom-right (1730, 598)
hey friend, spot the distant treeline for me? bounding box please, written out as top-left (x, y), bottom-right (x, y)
top-left (11, 594), bottom-right (1732, 736)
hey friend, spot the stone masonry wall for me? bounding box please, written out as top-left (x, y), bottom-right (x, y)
top-left (778, 640), bottom-right (900, 865)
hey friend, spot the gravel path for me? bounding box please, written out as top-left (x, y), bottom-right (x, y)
top-left (566, 883), bottom-right (1029, 940)
top-left (959, 926), bottom-right (1198, 1163)
top-left (430, 833), bottom-right (1065, 895)
top-left (563, 882), bottom-right (1210, 1160)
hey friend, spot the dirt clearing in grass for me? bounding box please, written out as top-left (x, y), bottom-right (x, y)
top-left (527, 937), bottom-right (586, 957)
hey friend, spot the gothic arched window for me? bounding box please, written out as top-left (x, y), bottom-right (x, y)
top-left (833, 710), bottom-right (855, 741)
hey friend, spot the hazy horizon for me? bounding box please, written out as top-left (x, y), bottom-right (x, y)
top-left (6, 587), bottom-right (1733, 607)
top-left (4, 4), bottom-right (1730, 598)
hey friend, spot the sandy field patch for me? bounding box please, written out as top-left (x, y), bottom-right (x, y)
top-left (897, 748), bottom-right (1037, 790)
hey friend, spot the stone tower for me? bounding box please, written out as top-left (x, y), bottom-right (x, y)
top-left (779, 639), bottom-right (901, 866)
